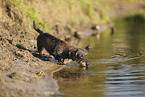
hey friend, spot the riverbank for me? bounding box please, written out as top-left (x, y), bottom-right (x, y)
top-left (1, 0), bottom-right (145, 97)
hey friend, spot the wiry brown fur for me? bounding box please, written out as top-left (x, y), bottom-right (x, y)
top-left (33, 21), bottom-right (89, 66)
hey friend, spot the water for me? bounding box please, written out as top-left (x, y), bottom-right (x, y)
top-left (52, 16), bottom-right (145, 97)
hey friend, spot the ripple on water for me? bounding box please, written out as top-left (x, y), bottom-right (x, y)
top-left (90, 56), bottom-right (145, 97)
top-left (96, 57), bottom-right (140, 64)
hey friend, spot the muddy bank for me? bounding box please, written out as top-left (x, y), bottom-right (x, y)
top-left (1, 0), bottom-right (145, 97)
top-left (0, 31), bottom-right (65, 96)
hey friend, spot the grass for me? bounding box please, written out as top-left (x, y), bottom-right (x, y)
top-left (2, 0), bottom-right (51, 33)
top-left (2, 0), bottom-right (143, 35)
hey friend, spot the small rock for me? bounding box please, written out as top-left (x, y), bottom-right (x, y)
top-left (36, 71), bottom-right (46, 78)
top-left (7, 72), bottom-right (21, 79)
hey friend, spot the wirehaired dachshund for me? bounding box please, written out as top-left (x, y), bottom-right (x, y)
top-left (33, 21), bottom-right (89, 67)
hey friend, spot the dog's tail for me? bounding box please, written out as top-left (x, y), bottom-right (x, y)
top-left (33, 20), bottom-right (43, 34)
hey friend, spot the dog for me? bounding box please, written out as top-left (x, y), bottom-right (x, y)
top-left (33, 21), bottom-right (89, 67)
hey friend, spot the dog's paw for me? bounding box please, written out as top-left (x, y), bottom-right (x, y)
top-left (58, 61), bottom-right (65, 65)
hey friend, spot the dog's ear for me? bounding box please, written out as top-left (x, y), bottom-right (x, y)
top-left (76, 48), bottom-right (87, 58)
top-left (69, 48), bottom-right (87, 61)
top-left (79, 48), bottom-right (87, 56)
top-left (69, 49), bottom-right (78, 61)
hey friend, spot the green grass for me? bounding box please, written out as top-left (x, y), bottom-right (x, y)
top-left (4, 0), bottom-right (51, 33)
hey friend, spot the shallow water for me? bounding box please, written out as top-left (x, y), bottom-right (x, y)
top-left (53, 17), bottom-right (145, 97)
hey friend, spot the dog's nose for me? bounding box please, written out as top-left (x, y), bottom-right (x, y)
top-left (80, 61), bottom-right (87, 67)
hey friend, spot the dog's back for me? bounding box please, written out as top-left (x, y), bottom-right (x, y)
top-left (37, 33), bottom-right (69, 55)
top-left (33, 21), bottom-right (70, 56)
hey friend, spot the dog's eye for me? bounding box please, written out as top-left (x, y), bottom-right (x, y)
top-left (78, 54), bottom-right (83, 58)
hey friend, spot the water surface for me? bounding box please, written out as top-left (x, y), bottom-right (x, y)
top-left (53, 16), bottom-right (145, 97)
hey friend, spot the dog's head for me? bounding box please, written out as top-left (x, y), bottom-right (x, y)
top-left (69, 48), bottom-right (89, 67)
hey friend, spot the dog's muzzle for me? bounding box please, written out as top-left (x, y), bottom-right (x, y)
top-left (77, 59), bottom-right (89, 67)
top-left (69, 48), bottom-right (89, 67)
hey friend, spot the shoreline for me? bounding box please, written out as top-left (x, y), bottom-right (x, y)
top-left (1, 0), bottom-right (145, 96)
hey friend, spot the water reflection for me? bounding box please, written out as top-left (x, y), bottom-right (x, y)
top-left (53, 66), bottom-right (105, 97)
top-left (53, 16), bottom-right (145, 97)
top-left (54, 67), bottom-right (87, 81)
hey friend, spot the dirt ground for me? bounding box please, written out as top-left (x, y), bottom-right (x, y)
top-left (0, 7), bottom-right (66, 97)
top-left (0, 27), bottom-right (65, 97)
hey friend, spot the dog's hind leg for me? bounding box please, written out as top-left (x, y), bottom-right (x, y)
top-left (37, 43), bottom-right (43, 58)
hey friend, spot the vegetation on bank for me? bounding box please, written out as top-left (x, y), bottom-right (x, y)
top-left (2, 0), bottom-right (145, 34)
top-left (1, 0), bottom-right (111, 33)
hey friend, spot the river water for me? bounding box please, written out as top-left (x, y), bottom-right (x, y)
top-left (53, 16), bottom-right (145, 97)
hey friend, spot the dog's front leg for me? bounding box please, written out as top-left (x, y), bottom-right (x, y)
top-left (58, 58), bottom-right (64, 65)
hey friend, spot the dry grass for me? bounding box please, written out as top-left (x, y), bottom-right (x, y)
top-left (1, 0), bottom-right (112, 34)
